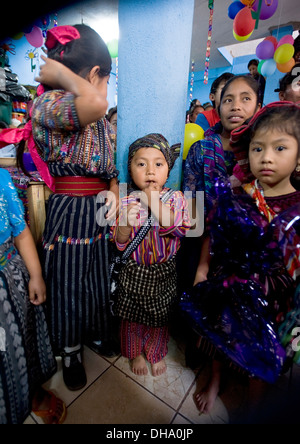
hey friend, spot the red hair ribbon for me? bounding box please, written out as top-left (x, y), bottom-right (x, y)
top-left (45, 25), bottom-right (80, 50)
top-left (0, 122), bottom-right (55, 192)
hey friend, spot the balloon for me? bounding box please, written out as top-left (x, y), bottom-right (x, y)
top-left (233, 7), bottom-right (255, 37)
top-left (252, 0), bottom-right (278, 20)
top-left (233, 30), bottom-right (253, 41)
top-left (25, 26), bottom-right (44, 48)
top-left (257, 59), bottom-right (265, 74)
top-left (276, 58), bottom-right (296, 73)
top-left (264, 35), bottom-right (278, 50)
top-left (277, 34), bottom-right (294, 47)
top-left (240, 0), bottom-right (255, 4)
top-left (274, 43), bottom-right (295, 65)
top-left (12, 32), bottom-right (24, 40)
top-left (107, 39), bottom-right (118, 58)
top-left (260, 58), bottom-right (277, 76)
top-left (228, 1), bottom-right (245, 19)
top-left (256, 39), bottom-right (275, 59)
top-left (183, 124), bottom-right (204, 160)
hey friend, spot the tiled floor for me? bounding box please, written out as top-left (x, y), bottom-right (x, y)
top-left (24, 331), bottom-right (300, 425)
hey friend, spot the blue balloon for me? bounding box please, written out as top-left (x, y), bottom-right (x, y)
top-left (228, 1), bottom-right (245, 20)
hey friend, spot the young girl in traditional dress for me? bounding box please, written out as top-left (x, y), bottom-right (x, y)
top-left (181, 101), bottom-right (300, 416)
top-left (30, 24), bottom-right (119, 391)
top-left (0, 168), bottom-right (66, 424)
top-left (111, 134), bottom-right (191, 376)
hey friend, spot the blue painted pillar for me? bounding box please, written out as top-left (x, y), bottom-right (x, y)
top-left (117, 0), bottom-right (195, 189)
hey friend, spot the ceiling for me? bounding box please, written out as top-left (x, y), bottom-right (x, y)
top-left (1, 0), bottom-right (299, 72)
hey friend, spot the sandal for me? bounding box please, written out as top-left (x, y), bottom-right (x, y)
top-left (32, 391), bottom-right (67, 424)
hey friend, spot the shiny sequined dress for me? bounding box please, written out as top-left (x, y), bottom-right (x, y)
top-left (0, 169), bottom-right (56, 424)
top-left (180, 181), bottom-right (300, 383)
top-left (32, 90), bottom-right (119, 353)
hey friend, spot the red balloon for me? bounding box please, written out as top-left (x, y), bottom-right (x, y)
top-left (233, 7), bottom-right (255, 37)
top-left (264, 35), bottom-right (278, 50)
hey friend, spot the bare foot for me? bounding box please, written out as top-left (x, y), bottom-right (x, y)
top-left (151, 359), bottom-right (167, 376)
top-left (131, 354), bottom-right (148, 375)
top-left (195, 360), bottom-right (221, 414)
top-left (195, 384), bottom-right (219, 414)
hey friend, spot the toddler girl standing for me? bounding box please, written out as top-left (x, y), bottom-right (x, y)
top-left (111, 134), bottom-right (191, 376)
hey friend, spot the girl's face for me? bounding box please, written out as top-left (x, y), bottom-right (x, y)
top-left (249, 127), bottom-right (300, 195)
top-left (220, 78), bottom-right (260, 134)
top-left (130, 147), bottom-right (169, 191)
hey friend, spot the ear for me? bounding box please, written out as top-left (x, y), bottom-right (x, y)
top-left (209, 92), bottom-right (215, 102)
top-left (256, 102), bottom-right (262, 111)
top-left (278, 91), bottom-right (285, 101)
top-left (87, 66), bottom-right (100, 84)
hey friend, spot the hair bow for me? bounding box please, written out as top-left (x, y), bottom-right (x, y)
top-left (46, 25), bottom-right (80, 50)
top-left (0, 122), bottom-right (55, 191)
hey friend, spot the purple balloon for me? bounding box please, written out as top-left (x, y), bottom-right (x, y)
top-left (256, 39), bottom-right (275, 59)
top-left (252, 0), bottom-right (278, 20)
top-left (228, 1), bottom-right (245, 20)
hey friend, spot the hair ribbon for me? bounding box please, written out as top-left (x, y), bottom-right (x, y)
top-left (45, 25), bottom-right (80, 50)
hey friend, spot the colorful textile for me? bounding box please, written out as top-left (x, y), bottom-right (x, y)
top-left (116, 257), bottom-right (177, 327)
top-left (32, 90), bottom-right (118, 180)
top-left (120, 320), bottom-right (169, 364)
top-left (111, 189), bottom-right (191, 266)
top-left (182, 123), bottom-right (236, 216)
top-left (243, 179), bottom-right (276, 222)
top-left (0, 168), bottom-right (26, 244)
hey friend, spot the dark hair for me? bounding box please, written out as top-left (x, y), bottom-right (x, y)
top-left (106, 106), bottom-right (117, 122)
top-left (219, 74), bottom-right (260, 108)
top-left (247, 59), bottom-right (259, 69)
top-left (47, 24), bottom-right (112, 78)
top-left (250, 105), bottom-right (300, 156)
top-left (274, 63), bottom-right (300, 92)
top-left (210, 72), bottom-right (235, 95)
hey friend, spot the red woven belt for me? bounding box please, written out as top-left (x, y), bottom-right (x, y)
top-left (55, 176), bottom-right (109, 196)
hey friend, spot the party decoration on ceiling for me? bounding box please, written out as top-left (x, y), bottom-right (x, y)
top-left (228, 0), bottom-right (278, 42)
top-left (203, 0), bottom-right (214, 84)
top-left (256, 33), bottom-right (295, 76)
top-left (189, 59), bottom-right (195, 104)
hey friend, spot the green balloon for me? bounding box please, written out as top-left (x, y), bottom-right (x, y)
top-left (257, 59), bottom-right (265, 74)
top-left (107, 39), bottom-right (118, 58)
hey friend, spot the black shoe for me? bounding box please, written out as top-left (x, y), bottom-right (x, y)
top-left (62, 349), bottom-right (87, 391)
top-left (88, 340), bottom-right (120, 358)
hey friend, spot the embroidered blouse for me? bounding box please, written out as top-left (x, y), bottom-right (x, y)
top-left (31, 90), bottom-right (118, 179)
top-left (0, 168), bottom-right (25, 244)
top-left (111, 188), bottom-right (191, 266)
top-left (182, 123), bottom-right (236, 216)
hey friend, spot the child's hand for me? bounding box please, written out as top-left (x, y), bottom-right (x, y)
top-left (35, 55), bottom-right (67, 89)
top-left (193, 270), bottom-right (208, 286)
top-left (120, 202), bottom-right (141, 228)
top-left (140, 183), bottom-right (160, 209)
top-left (28, 275), bottom-right (47, 305)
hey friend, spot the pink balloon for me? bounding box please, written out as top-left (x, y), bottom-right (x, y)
top-left (25, 26), bottom-right (44, 48)
top-left (277, 34), bottom-right (294, 48)
top-left (252, 0), bottom-right (278, 20)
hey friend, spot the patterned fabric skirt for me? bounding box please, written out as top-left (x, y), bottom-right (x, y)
top-left (42, 193), bottom-right (112, 352)
top-left (0, 238), bottom-right (57, 424)
top-left (116, 257), bottom-right (177, 328)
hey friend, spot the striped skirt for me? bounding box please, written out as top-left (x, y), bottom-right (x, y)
top-left (0, 238), bottom-right (56, 424)
top-left (116, 257), bottom-right (177, 328)
top-left (42, 193), bottom-right (112, 352)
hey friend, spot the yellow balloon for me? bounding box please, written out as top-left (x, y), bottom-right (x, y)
top-left (233, 29), bottom-right (253, 42)
top-left (183, 123), bottom-right (204, 160)
top-left (274, 43), bottom-right (295, 65)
